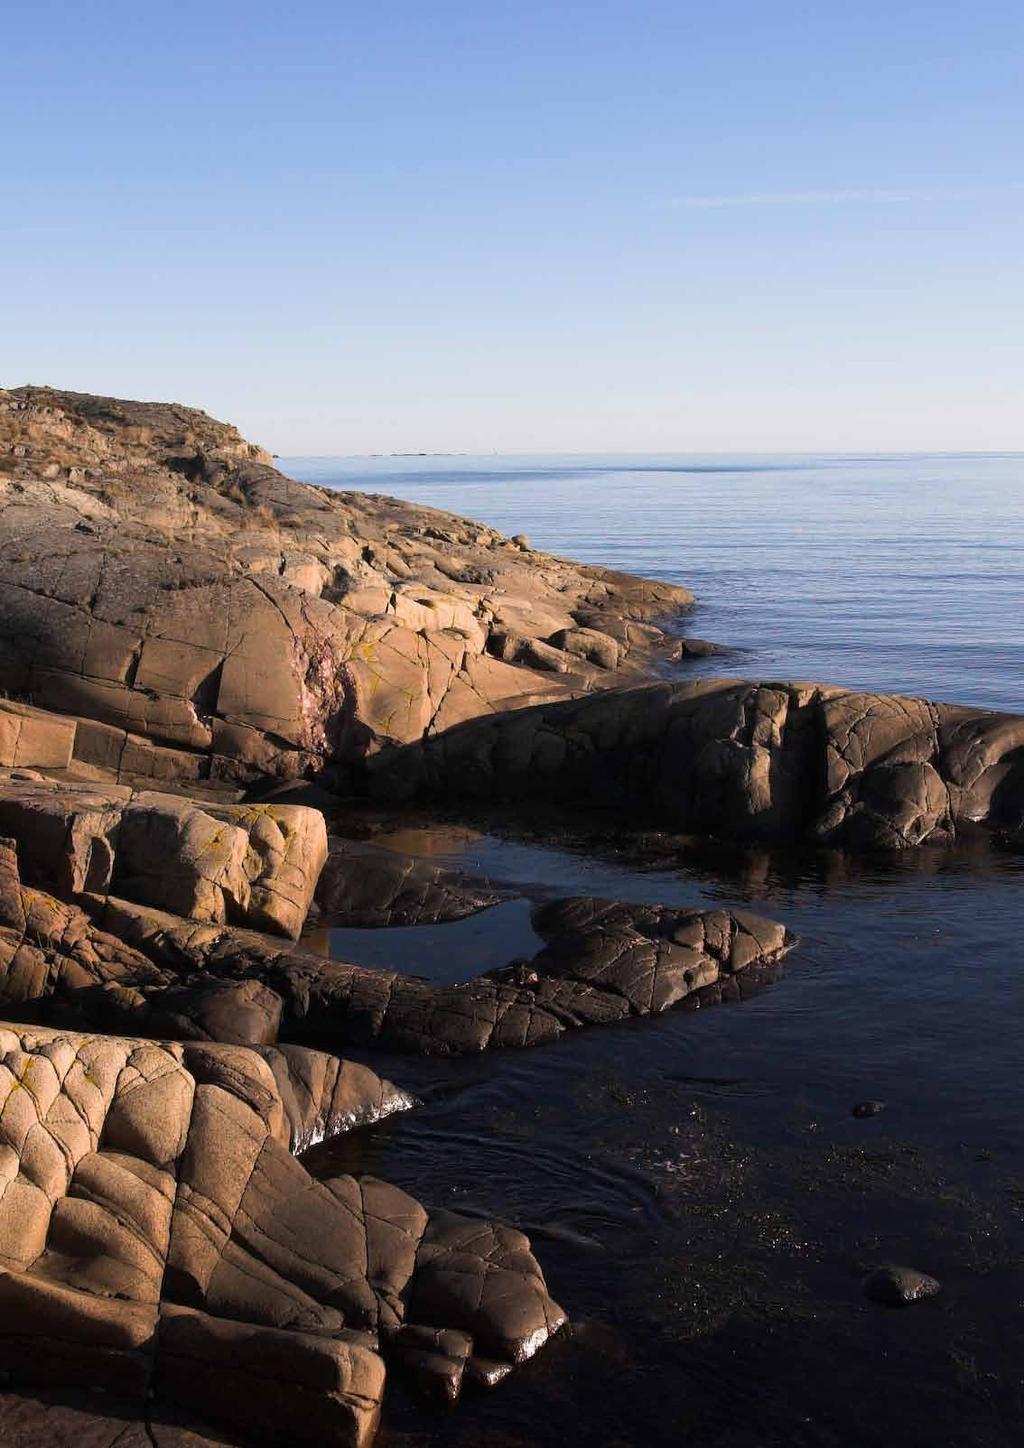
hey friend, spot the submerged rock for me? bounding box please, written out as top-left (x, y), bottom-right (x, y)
top-left (852, 1100), bottom-right (886, 1118)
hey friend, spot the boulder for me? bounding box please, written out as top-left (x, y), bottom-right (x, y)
top-left (547, 625), bottom-right (621, 670)
top-left (863, 1265), bottom-right (941, 1307)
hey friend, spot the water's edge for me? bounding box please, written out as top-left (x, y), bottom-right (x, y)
top-left (285, 453), bottom-right (1024, 1447)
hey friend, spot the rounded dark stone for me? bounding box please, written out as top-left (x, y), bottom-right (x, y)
top-left (852, 1100), bottom-right (886, 1118)
top-left (863, 1265), bottom-right (941, 1307)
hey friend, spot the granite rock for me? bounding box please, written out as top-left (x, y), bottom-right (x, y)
top-left (0, 778), bottom-right (326, 938)
top-left (0, 837), bottom-right (793, 1056)
top-left (0, 388), bottom-right (692, 789)
top-left (371, 678), bottom-right (1024, 851)
top-left (0, 1018), bottom-right (563, 1445)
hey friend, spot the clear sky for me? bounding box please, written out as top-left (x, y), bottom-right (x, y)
top-left (4, 1), bottom-right (1022, 453)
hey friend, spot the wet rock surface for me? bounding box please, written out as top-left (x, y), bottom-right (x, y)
top-left (852, 1100), bottom-right (886, 1118)
top-left (863, 1264), bottom-right (942, 1306)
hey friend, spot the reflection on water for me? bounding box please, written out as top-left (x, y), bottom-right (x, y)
top-left (281, 452), bottom-right (1024, 1443)
top-left (305, 818), bottom-right (1024, 1447)
top-left (309, 897), bottom-right (542, 985)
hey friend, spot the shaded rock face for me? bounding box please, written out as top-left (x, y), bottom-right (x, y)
top-left (0, 387), bottom-right (691, 790)
top-left (371, 679), bottom-right (1024, 850)
top-left (0, 1020), bottom-right (564, 1446)
top-left (0, 835), bottom-right (793, 1057)
top-left (312, 839), bottom-right (504, 927)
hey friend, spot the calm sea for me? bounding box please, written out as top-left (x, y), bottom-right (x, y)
top-left (283, 451), bottom-right (1024, 1448)
top-left (284, 452), bottom-right (1024, 714)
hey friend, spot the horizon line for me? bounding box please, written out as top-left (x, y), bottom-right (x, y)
top-left (667, 184), bottom-right (1023, 209)
top-left (276, 446), bottom-right (1024, 460)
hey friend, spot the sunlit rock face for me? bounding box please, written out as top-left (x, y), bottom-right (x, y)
top-left (0, 386), bottom-right (692, 792)
top-left (0, 1018), bottom-right (565, 1446)
top-left (0, 777), bottom-right (327, 938)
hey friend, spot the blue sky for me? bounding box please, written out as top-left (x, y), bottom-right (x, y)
top-left (4, 1), bottom-right (1022, 452)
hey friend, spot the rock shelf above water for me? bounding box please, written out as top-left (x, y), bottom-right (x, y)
top-left (371, 678), bottom-right (1024, 851)
top-left (0, 1020), bottom-right (564, 1446)
top-left (2, 385), bottom-right (1022, 1444)
top-left (0, 835), bottom-right (793, 1054)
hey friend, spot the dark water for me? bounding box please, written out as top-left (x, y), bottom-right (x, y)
top-left (284, 454), bottom-right (1024, 1446)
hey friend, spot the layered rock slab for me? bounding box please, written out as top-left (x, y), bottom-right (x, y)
top-left (0, 835), bottom-right (793, 1055)
top-left (0, 778), bottom-right (327, 938)
top-left (0, 1020), bottom-right (564, 1445)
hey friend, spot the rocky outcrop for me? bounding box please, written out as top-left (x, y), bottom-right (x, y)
top-left (0, 835), bottom-right (793, 1055)
top-left (370, 678), bottom-right (1024, 850)
top-left (0, 387), bottom-right (692, 791)
top-left (0, 776), bottom-right (792, 1431)
top-left (11, 380), bottom-right (1009, 1443)
top-left (7, 389), bottom-right (1018, 859)
top-left (0, 776), bottom-right (327, 937)
top-left (0, 1021), bottom-right (564, 1445)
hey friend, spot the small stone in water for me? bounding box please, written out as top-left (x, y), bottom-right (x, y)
top-left (852, 1100), bottom-right (886, 1118)
top-left (864, 1265), bottom-right (941, 1306)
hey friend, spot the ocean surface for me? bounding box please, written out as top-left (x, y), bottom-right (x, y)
top-left (282, 453), bottom-right (1024, 1448)
top-left (284, 451), bottom-right (1024, 713)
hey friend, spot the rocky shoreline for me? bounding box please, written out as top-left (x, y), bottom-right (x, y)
top-left (1, 387), bottom-right (1021, 1444)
